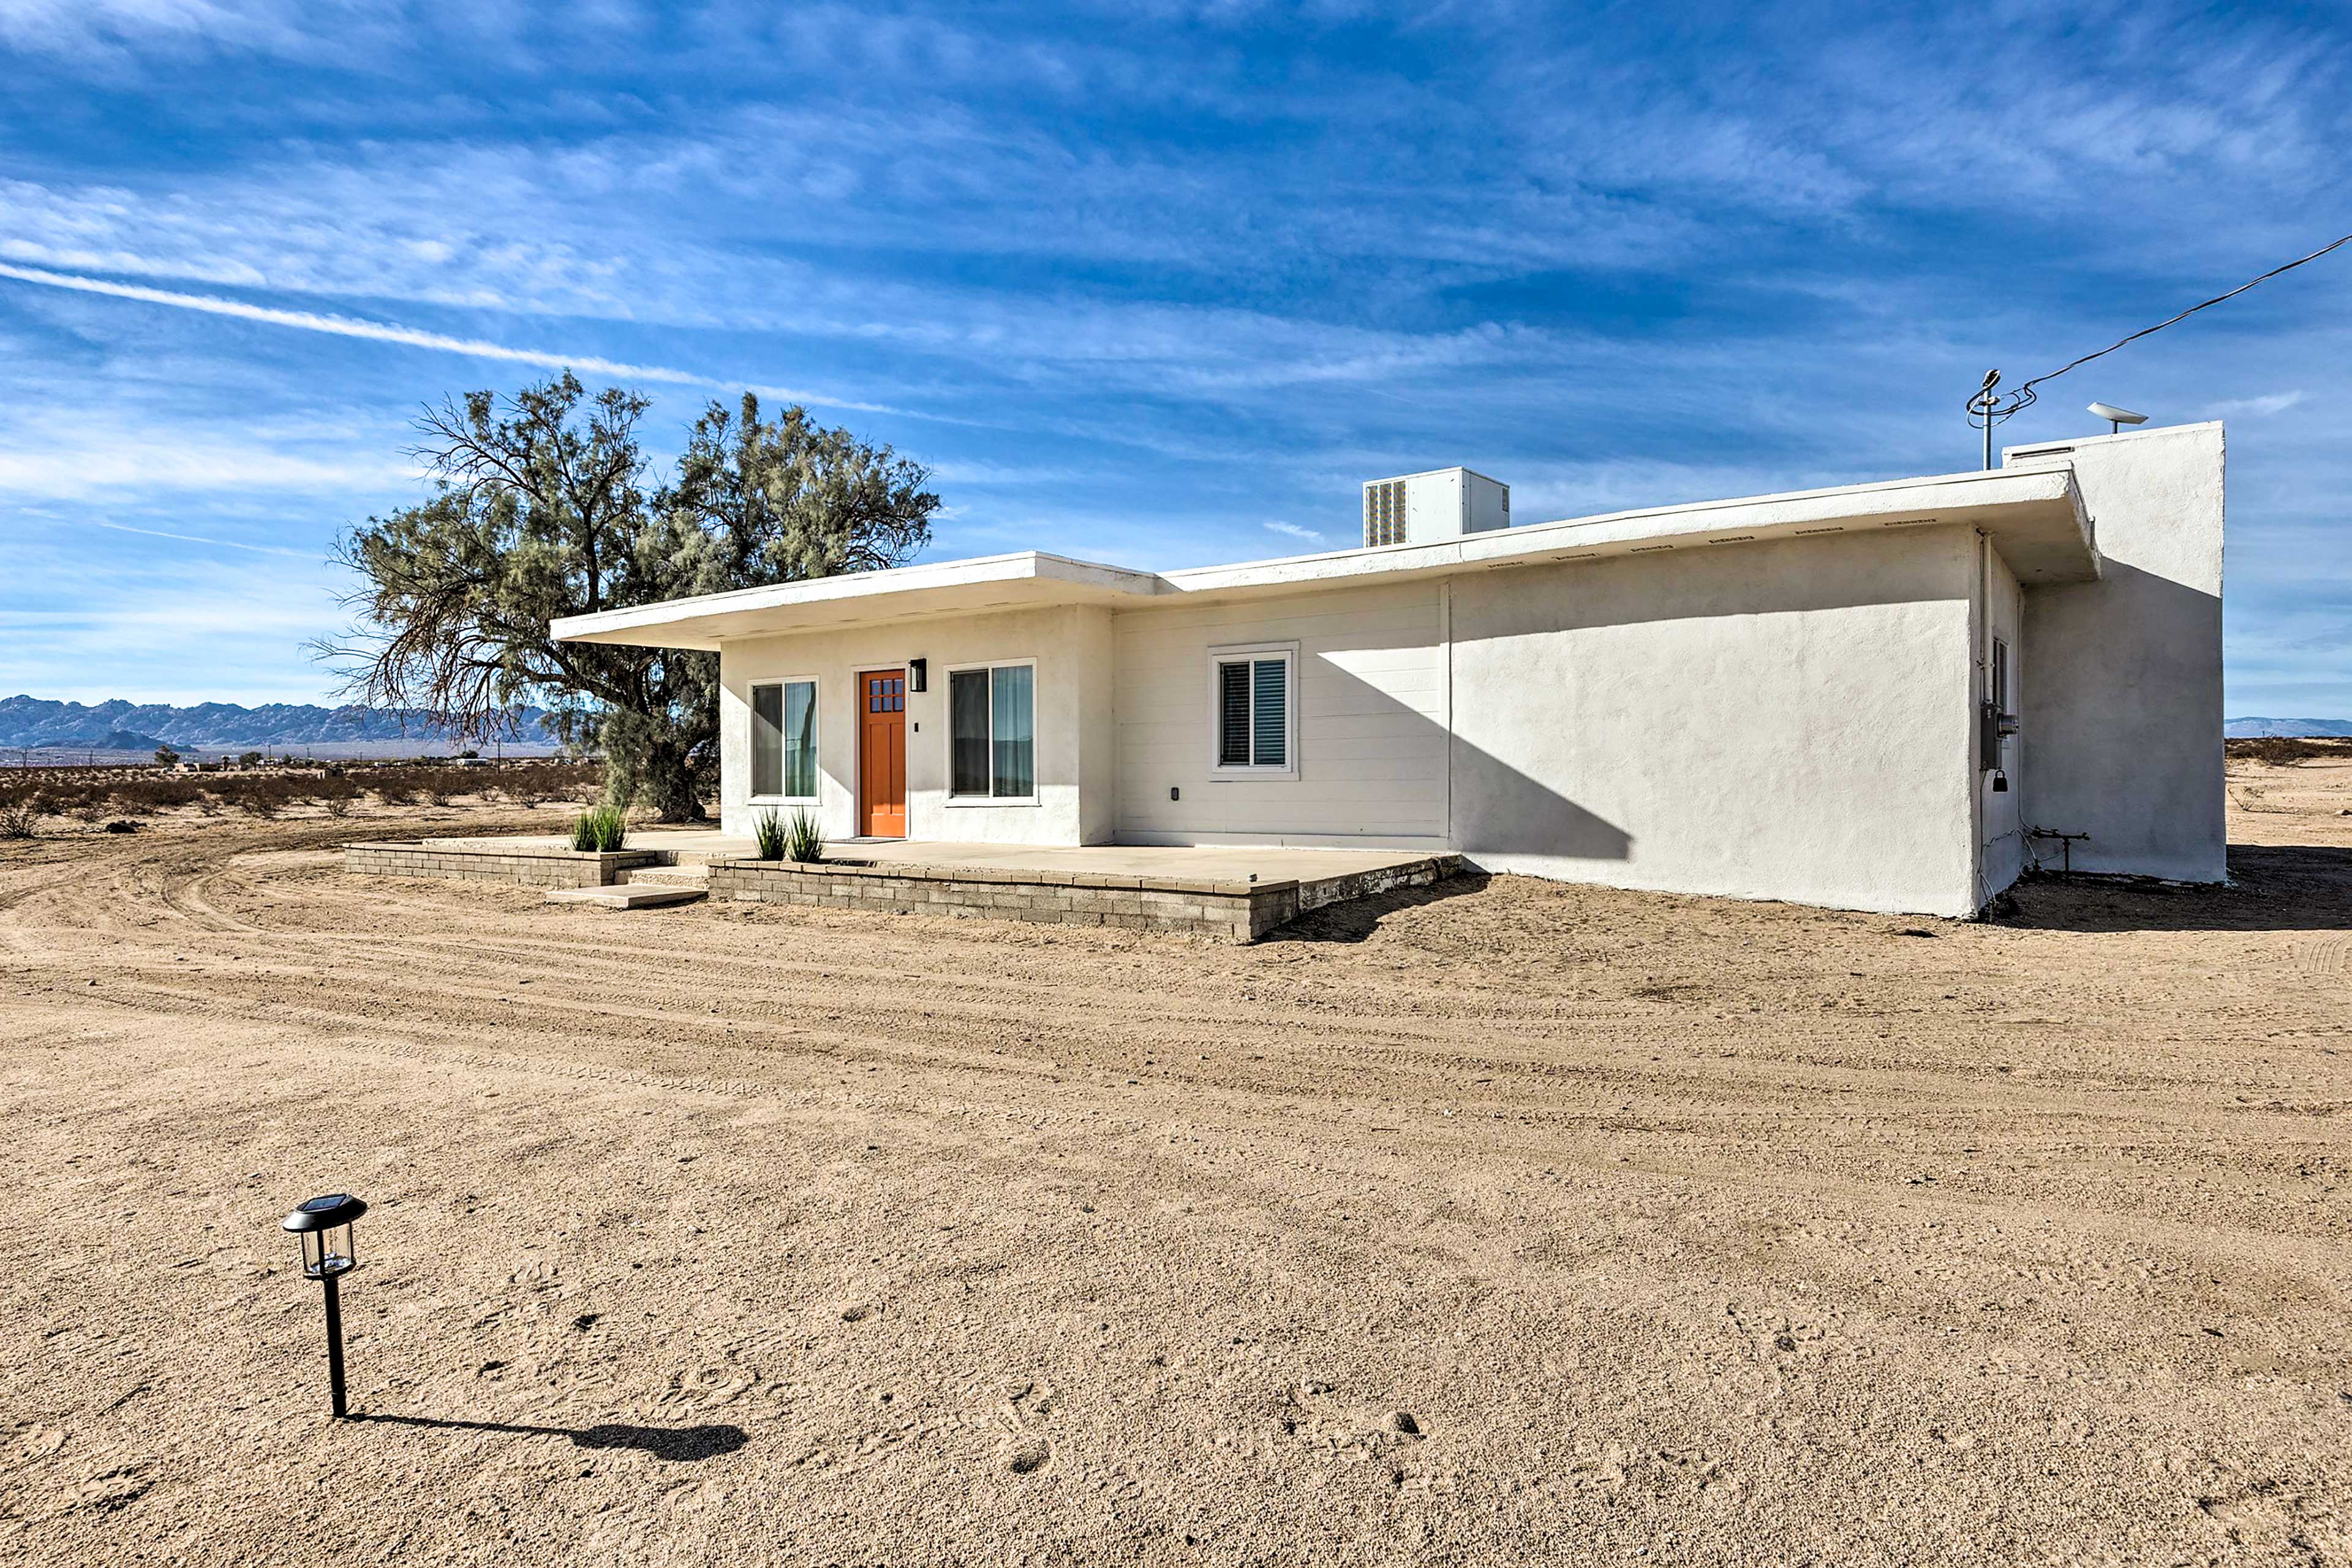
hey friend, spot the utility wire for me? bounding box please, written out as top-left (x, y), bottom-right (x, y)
top-left (1970, 230), bottom-right (2352, 428)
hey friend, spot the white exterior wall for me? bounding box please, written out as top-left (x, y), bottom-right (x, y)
top-left (1448, 527), bottom-right (1981, 916)
top-left (2006, 424), bottom-right (2225, 881)
top-left (1113, 581), bottom-right (1450, 846)
top-left (717, 604), bottom-right (1115, 844)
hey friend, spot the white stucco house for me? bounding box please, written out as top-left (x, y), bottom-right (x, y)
top-left (551, 422), bottom-right (2225, 919)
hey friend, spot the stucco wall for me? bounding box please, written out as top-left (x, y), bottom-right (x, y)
top-left (2007, 424), bottom-right (2225, 882)
top-left (1112, 579), bottom-right (1450, 846)
top-left (717, 604), bottom-right (1115, 844)
top-left (1447, 527), bottom-right (1981, 916)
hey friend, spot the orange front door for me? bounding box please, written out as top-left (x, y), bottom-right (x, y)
top-left (859, 669), bottom-right (907, 838)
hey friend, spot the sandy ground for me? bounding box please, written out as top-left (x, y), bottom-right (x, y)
top-left (4, 763), bottom-right (2351, 1566)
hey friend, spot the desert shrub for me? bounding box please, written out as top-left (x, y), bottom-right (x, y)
top-left (421, 774), bottom-right (454, 808)
top-left (786, 808), bottom-right (824, 863)
top-left (374, 781), bottom-right (416, 806)
top-left (317, 777), bottom-right (360, 818)
top-left (110, 778), bottom-right (201, 815)
top-left (570, 803), bottom-right (628, 852)
top-left (753, 809), bottom-right (786, 859)
top-left (232, 778), bottom-right (295, 818)
top-left (0, 801), bottom-right (36, 838)
top-left (2228, 736), bottom-right (2336, 766)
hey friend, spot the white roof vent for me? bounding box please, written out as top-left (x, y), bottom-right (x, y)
top-left (1362, 467), bottom-right (1509, 548)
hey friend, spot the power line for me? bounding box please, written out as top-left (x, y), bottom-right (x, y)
top-left (1967, 230), bottom-right (2352, 455)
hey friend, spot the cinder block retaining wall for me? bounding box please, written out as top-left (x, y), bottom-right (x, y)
top-left (344, 840), bottom-right (661, 889)
top-left (706, 853), bottom-right (1459, 941)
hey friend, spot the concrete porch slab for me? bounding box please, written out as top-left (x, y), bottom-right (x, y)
top-left (428, 828), bottom-right (1437, 886)
top-left (355, 830), bottom-right (1460, 940)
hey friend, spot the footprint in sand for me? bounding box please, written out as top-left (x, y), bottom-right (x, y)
top-left (1006, 1438), bottom-right (1051, 1476)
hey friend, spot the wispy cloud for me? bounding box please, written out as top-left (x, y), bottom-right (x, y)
top-left (0, 413), bottom-right (410, 499)
top-left (0, 261), bottom-right (912, 417)
top-left (89, 519), bottom-right (315, 557)
top-left (2206, 390), bottom-right (2304, 417)
top-left (1263, 521), bottom-right (1323, 543)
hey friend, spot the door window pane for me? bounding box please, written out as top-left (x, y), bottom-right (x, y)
top-left (991, 665), bottom-right (1034, 797)
top-left (950, 668), bottom-right (992, 796)
top-left (751, 683), bottom-right (783, 797)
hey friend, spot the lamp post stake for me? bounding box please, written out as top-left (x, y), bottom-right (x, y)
top-left (322, 1272), bottom-right (349, 1418)
top-left (282, 1191), bottom-right (368, 1420)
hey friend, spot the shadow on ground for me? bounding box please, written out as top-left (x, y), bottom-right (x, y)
top-left (356, 1414), bottom-right (748, 1462)
top-left (1994, 844), bottom-right (2352, 934)
top-left (1268, 870), bottom-right (1494, 944)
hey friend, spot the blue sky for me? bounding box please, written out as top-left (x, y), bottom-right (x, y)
top-left (1, 0), bottom-right (2346, 713)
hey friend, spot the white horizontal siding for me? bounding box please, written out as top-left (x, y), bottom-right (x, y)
top-left (1114, 580), bottom-right (1448, 842)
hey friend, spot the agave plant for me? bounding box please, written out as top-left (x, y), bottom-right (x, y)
top-left (785, 808), bottom-right (825, 863)
top-left (752, 808), bottom-right (788, 860)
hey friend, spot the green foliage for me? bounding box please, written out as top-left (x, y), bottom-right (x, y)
top-left (571, 802), bottom-right (629, 853)
top-left (786, 807), bottom-right (824, 864)
top-left (752, 808), bottom-right (788, 860)
top-left (153, 745), bottom-right (179, 768)
top-left (325, 374), bottom-right (939, 823)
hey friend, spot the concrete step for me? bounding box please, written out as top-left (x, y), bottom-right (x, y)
top-left (545, 883), bottom-right (707, 910)
top-left (619, 864), bottom-right (710, 888)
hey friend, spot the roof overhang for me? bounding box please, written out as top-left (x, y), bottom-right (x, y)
top-left (552, 552), bottom-right (1166, 650)
top-left (1161, 464), bottom-right (2096, 601)
top-left (552, 465), bottom-right (2095, 650)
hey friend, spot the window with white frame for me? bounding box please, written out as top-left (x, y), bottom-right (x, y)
top-left (948, 662), bottom-right (1035, 799)
top-left (750, 679), bottom-right (818, 799)
top-left (1210, 644), bottom-right (1295, 774)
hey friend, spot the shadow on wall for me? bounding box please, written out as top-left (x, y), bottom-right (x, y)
top-left (1150, 532), bottom-right (1985, 885)
top-left (1151, 611), bottom-right (1635, 858)
top-left (1447, 739), bottom-right (1634, 859)
top-left (2021, 557), bottom-right (2225, 880)
top-left (1442, 530), bottom-right (1978, 884)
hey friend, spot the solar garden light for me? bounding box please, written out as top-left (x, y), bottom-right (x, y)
top-left (281, 1193), bottom-right (368, 1419)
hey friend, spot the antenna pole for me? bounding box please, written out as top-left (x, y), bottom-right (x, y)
top-left (1970, 369), bottom-right (2003, 472)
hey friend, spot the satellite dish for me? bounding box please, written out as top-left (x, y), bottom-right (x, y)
top-left (2087, 402), bottom-right (2148, 431)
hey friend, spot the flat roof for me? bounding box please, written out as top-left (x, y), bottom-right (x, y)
top-left (553, 462), bottom-right (2095, 649)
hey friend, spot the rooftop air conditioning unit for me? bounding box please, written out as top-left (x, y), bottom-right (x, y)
top-left (1362, 467), bottom-right (1509, 548)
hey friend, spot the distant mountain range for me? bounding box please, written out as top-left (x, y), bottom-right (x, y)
top-left (2225, 717), bottom-right (2352, 739)
top-left (0, 695), bottom-right (560, 753)
top-left (8, 695), bottom-right (2342, 755)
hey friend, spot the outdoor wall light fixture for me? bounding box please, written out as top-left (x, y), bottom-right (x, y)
top-left (282, 1192), bottom-right (367, 1418)
top-left (907, 658), bottom-right (927, 693)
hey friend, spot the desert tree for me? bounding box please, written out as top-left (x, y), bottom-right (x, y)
top-left (322, 373), bottom-right (938, 821)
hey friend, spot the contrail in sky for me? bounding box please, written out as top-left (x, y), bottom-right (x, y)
top-left (0, 260), bottom-right (910, 416)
